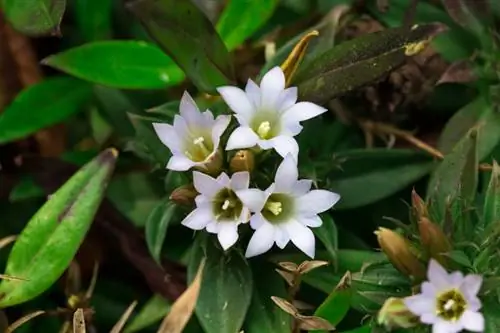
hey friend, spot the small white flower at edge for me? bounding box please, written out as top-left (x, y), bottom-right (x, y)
top-left (153, 91), bottom-right (230, 172)
top-left (236, 154), bottom-right (340, 258)
top-left (404, 259), bottom-right (484, 333)
top-left (217, 66), bottom-right (327, 160)
top-left (181, 171), bottom-right (250, 250)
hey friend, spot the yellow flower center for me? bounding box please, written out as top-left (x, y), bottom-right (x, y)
top-left (265, 200), bottom-right (282, 216)
top-left (436, 289), bottom-right (467, 321)
top-left (184, 136), bottom-right (213, 162)
top-left (257, 121), bottom-right (271, 139)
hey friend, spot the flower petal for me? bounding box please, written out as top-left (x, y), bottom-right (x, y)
top-left (167, 155), bottom-right (195, 171)
top-left (260, 66), bottom-right (285, 109)
top-left (277, 87), bottom-right (298, 112)
top-left (245, 79), bottom-right (261, 108)
top-left (181, 207), bottom-right (212, 230)
top-left (275, 226), bottom-right (290, 249)
top-left (274, 153), bottom-right (298, 192)
top-left (285, 219), bottom-right (315, 258)
top-left (292, 179), bottom-right (313, 196)
top-left (211, 115), bottom-right (231, 146)
top-left (282, 121), bottom-right (303, 136)
top-left (427, 259), bottom-right (451, 290)
top-left (216, 172), bottom-right (231, 187)
top-left (231, 171), bottom-right (250, 191)
top-left (239, 206), bottom-right (251, 224)
top-left (179, 91), bottom-right (202, 125)
top-left (432, 320), bottom-right (463, 333)
top-left (460, 310), bottom-right (484, 332)
top-left (283, 101), bottom-right (328, 123)
top-left (297, 190), bottom-right (340, 215)
top-left (421, 313), bottom-right (438, 325)
top-left (206, 221), bottom-right (218, 233)
top-left (460, 274), bottom-right (482, 297)
top-left (217, 224), bottom-right (239, 250)
top-left (268, 135), bottom-right (299, 160)
top-left (299, 215), bottom-right (322, 227)
top-left (152, 123), bottom-right (181, 151)
top-left (421, 281), bottom-right (438, 298)
top-left (249, 212), bottom-right (266, 229)
top-left (226, 126), bottom-right (259, 151)
top-left (236, 188), bottom-right (268, 212)
top-left (245, 223), bottom-right (275, 258)
top-left (217, 86), bottom-right (255, 120)
top-left (193, 171), bottom-right (223, 197)
top-left (404, 294), bottom-right (435, 316)
top-left (173, 114), bottom-right (192, 140)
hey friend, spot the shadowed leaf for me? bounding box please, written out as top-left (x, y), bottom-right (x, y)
top-left (2, 0), bottom-right (65, 36)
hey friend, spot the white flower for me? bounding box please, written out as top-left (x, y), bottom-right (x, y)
top-left (153, 91), bottom-right (230, 172)
top-left (404, 259), bottom-right (484, 333)
top-left (217, 66), bottom-right (327, 160)
top-left (236, 154), bottom-right (340, 258)
top-left (181, 171), bottom-right (250, 250)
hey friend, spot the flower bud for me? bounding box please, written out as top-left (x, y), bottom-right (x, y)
top-left (411, 189), bottom-right (428, 220)
top-left (230, 150), bottom-right (255, 173)
top-left (170, 184), bottom-right (198, 206)
top-left (418, 217), bottom-right (451, 265)
top-left (196, 149), bottom-right (223, 176)
top-left (375, 227), bottom-right (426, 279)
top-left (377, 297), bottom-right (419, 330)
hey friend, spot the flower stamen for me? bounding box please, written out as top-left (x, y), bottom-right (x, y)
top-left (257, 121), bottom-right (271, 139)
top-left (193, 136), bottom-right (211, 155)
top-left (265, 201), bottom-right (282, 216)
top-left (222, 199), bottom-right (232, 210)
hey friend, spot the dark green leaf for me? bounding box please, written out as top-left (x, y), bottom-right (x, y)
top-left (326, 150), bottom-right (434, 209)
top-left (244, 261), bottom-right (291, 333)
top-left (9, 176), bottom-right (45, 202)
top-left (483, 162), bottom-right (500, 227)
top-left (188, 234), bottom-right (253, 333)
top-left (124, 294), bottom-right (171, 333)
top-left (0, 77), bottom-right (92, 144)
top-left (43, 41), bottom-right (185, 89)
top-left (0, 149), bottom-right (118, 307)
top-left (340, 325), bottom-right (372, 333)
top-left (441, 0), bottom-right (491, 33)
top-left (294, 23), bottom-right (447, 105)
top-left (427, 128), bottom-right (479, 223)
top-left (128, 0), bottom-right (235, 93)
top-left (145, 200), bottom-right (177, 264)
top-left (93, 86), bottom-right (137, 137)
top-left (73, 0), bottom-right (113, 41)
top-left (216, 0), bottom-right (279, 51)
top-left (314, 214), bottom-right (338, 264)
top-left (1, 0), bottom-right (65, 36)
top-left (438, 95), bottom-right (500, 161)
top-left (314, 275), bottom-right (352, 329)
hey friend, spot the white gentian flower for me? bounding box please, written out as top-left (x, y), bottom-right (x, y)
top-left (181, 171), bottom-right (250, 250)
top-left (153, 91), bottom-right (230, 172)
top-left (217, 66), bottom-right (327, 160)
top-left (404, 259), bottom-right (484, 333)
top-left (236, 154), bottom-right (340, 258)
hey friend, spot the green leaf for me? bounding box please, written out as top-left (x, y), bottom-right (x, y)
top-left (73, 0), bottom-right (113, 41)
top-left (427, 128), bottom-right (479, 223)
top-left (42, 41), bottom-right (185, 89)
top-left (145, 200), bottom-right (177, 264)
top-left (293, 23), bottom-right (446, 105)
top-left (188, 234), bottom-right (253, 333)
top-left (9, 176), bottom-right (45, 202)
top-left (326, 150), bottom-right (434, 209)
top-left (1, 0), bottom-right (65, 36)
top-left (483, 162), bottom-right (500, 227)
top-left (216, 0), bottom-right (279, 51)
top-left (125, 294), bottom-right (171, 333)
top-left (314, 275), bottom-right (352, 330)
top-left (340, 325), bottom-right (372, 333)
top-left (0, 149), bottom-right (118, 307)
top-left (437, 95), bottom-right (500, 161)
top-left (0, 77), bottom-right (92, 144)
top-left (314, 214), bottom-right (338, 264)
top-left (93, 86), bottom-right (137, 137)
top-left (244, 261), bottom-right (291, 333)
top-left (128, 0), bottom-right (235, 94)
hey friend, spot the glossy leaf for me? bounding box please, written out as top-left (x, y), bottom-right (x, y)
top-left (2, 0), bottom-right (65, 36)
top-left (244, 262), bottom-right (291, 333)
top-left (314, 215), bottom-right (338, 263)
top-left (0, 149), bottom-right (118, 307)
top-left (314, 274), bottom-right (352, 329)
top-left (427, 128), bottom-right (478, 222)
top-left (145, 200), bottom-right (177, 264)
top-left (128, 0), bottom-right (235, 93)
top-left (73, 0), bottom-right (113, 41)
top-left (42, 41), bottom-right (185, 89)
top-left (0, 77), bottom-right (92, 144)
top-left (294, 23), bottom-right (446, 105)
top-left (326, 150), bottom-right (434, 209)
top-left (438, 95), bottom-right (500, 161)
top-left (125, 294), bottom-right (171, 332)
top-left (188, 235), bottom-right (253, 333)
top-left (216, 0), bottom-right (279, 51)
top-left (483, 162), bottom-right (500, 227)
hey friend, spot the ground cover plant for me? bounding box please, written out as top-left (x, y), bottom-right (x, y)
top-left (0, 0), bottom-right (499, 332)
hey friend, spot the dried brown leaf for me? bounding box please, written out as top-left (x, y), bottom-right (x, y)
top-left (275, 269), bottom-right (295, 286)
top-left (84, 261), bottom-right (99, 300)
top-left (157, 258), bottom-right (206, 333)
top-left (270, 296), bottom-right (298, 316)
top-left (335, 271), bottom-right (352, 291)
top-left (437, 60), bottom-right (477, 85)
top-left (110, 300), bottom-right (138, 333)
top-left (278, 261), bottom-right (298, 272)
top-left (5, 310), bottom-right (45, 333)
top-left (73, 309), bottom-right (86, 333)
top-left (280, 30), bottom-right (319, 86)
top-left (298, 315), bottom-right (336, 331)
top-left (298, 260), bottom-right (329, 274)
top-left (0, 235), bottom-right (17, 249)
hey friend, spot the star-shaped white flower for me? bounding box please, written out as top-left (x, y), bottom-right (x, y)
top-left (404, 259), bottom-right (484, 333)
top-left (217, 66), bottom-right (327, 160)
top-left (181, 171), bottom-right (250, 250)
top-left (236, 154), bottom-right (340, 258)
top-left (153, 91), bottom-right (230, 172)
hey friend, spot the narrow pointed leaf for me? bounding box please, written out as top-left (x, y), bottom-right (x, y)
top-left (483, 162), bottom-right (500, 227)
top-left (146, 200), bottom-right (177, 264)
top-left (127, 0), bottom-right (235, 93)
top-left (125, 295), bottom-right (171, 333)
top-left (314, 273), bottom-right (352, 330)
top-left (294, 23), bottom-right (447, 105)
top-left (0, 149), bottom-right (118, 307)
top-left (42, 41), bottom-right (185, 89)
top-left (110, 301), bottom-right (138, 333)
top-left (314, 215), bottom-right (338, 263)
